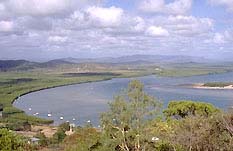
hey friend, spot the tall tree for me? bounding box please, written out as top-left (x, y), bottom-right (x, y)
top-left (100, 80), bottom-right (162, 151)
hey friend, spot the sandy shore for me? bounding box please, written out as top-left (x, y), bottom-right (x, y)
top-left (192, 83), bottom-right (233, 90)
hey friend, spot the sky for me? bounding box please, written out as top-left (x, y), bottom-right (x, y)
top-left (0, 0), bottom-right (233, 61)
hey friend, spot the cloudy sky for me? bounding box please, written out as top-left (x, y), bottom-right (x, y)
top-left (0, 0), bottom-right (233, 61)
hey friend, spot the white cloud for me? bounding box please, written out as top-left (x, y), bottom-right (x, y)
top-left (208, 0), bottom-right (233, 12)
top-left (0, 0), bottom-right (100, 18)
top-left (0, 3), bottom-right (5, 12)
top-left (0, 20), bottom-right (14, 32)
top-left (166, 0), bottom-right (192, 14)
top-left (166, 15), bottom-right (213, 36)
top-left (86, 6), bottom-right (124, 27)
top-left (48, 36), bottom-right (68, 43)
top-left (4, 0), bottom-right (73, 16)
top-left (209, 30), bottom-right (233, 44)
top-left (146, 26), bottom-right (169, 36)
top-left (139, 0), bottom-right (192, 15)
top-left (224, 30), bottom-right (233, 41)
top-left (213, 33), bottom-right (225, 44)
top-left (132, 17), bottom-right (146, 32)
top-left (0, 0), bottom-right (232, 60)
top-left (139, 0), bottom-right (165, 13)
top-left (70, 11), bottom-right (85, 20)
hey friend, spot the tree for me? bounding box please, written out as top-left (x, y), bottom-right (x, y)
top-left (100, 80), bottom-right (162, 151)
top-left (163, 100), bottom-right (219, 119)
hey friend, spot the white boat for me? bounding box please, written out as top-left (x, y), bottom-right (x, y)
top-left (72, 118), bottom-right (76, 121)
top-left (48, 113), bottom-right (52, 117)
top-left (29, 108), bottom-right (32, 111)
top-left (33, 112), bottom-right (39, 116)
top-left (60, 116), bottom-right (64, 120)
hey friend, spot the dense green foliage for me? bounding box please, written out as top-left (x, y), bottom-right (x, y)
top-left (163, 100), bottom-right (220, 118)
top-left (0, 128), bottom-right (29, 151)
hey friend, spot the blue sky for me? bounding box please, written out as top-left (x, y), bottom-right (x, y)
top-left (0, 0), bottom-right (232, 61)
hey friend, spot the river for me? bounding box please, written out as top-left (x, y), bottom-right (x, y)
top-left (14, 72), bottom-right (233, 126)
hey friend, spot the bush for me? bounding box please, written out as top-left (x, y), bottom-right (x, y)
top-left (0, 128), bottom-right (28, 151)
top-left (52, 128), bottom-right (66, 144)
top-left (34, 132), bottom-right (49, 147)
top-left (63, 127), bottom-right (101, 151)
top-left (6, 121), bottom-right (31, 131)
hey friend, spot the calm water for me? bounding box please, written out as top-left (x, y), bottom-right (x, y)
top-left (14, 72), bottom-right (233, 126)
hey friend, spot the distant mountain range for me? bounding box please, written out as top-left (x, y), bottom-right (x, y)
top-left (0, 55), bottom-right (214, 71)
top-left (56, 54), bottom-right (210, 64)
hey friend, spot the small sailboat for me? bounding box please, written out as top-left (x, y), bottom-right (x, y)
top-left (72, 118), bottom-right (76, 121)
top-left (29, 108), bottom-right (32, 111)
top-left (47, 113), bottom-right (52, 117)
top-left (60, 116), bottom-right (64, 120)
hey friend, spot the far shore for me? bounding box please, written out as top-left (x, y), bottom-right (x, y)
top-left (191, 83), bottom-right (233, 90)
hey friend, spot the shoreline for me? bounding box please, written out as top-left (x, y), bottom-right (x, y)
top-left (12, 78), bottom-right (113, 104)
top-left (12, 73), bottom-right (155, 124)
top-left (12, 73), bottom-right (157, 104)
top-left (11, 78), bottom-right (115, 125)
top-left (11, 71), bottom-right (233, 125)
